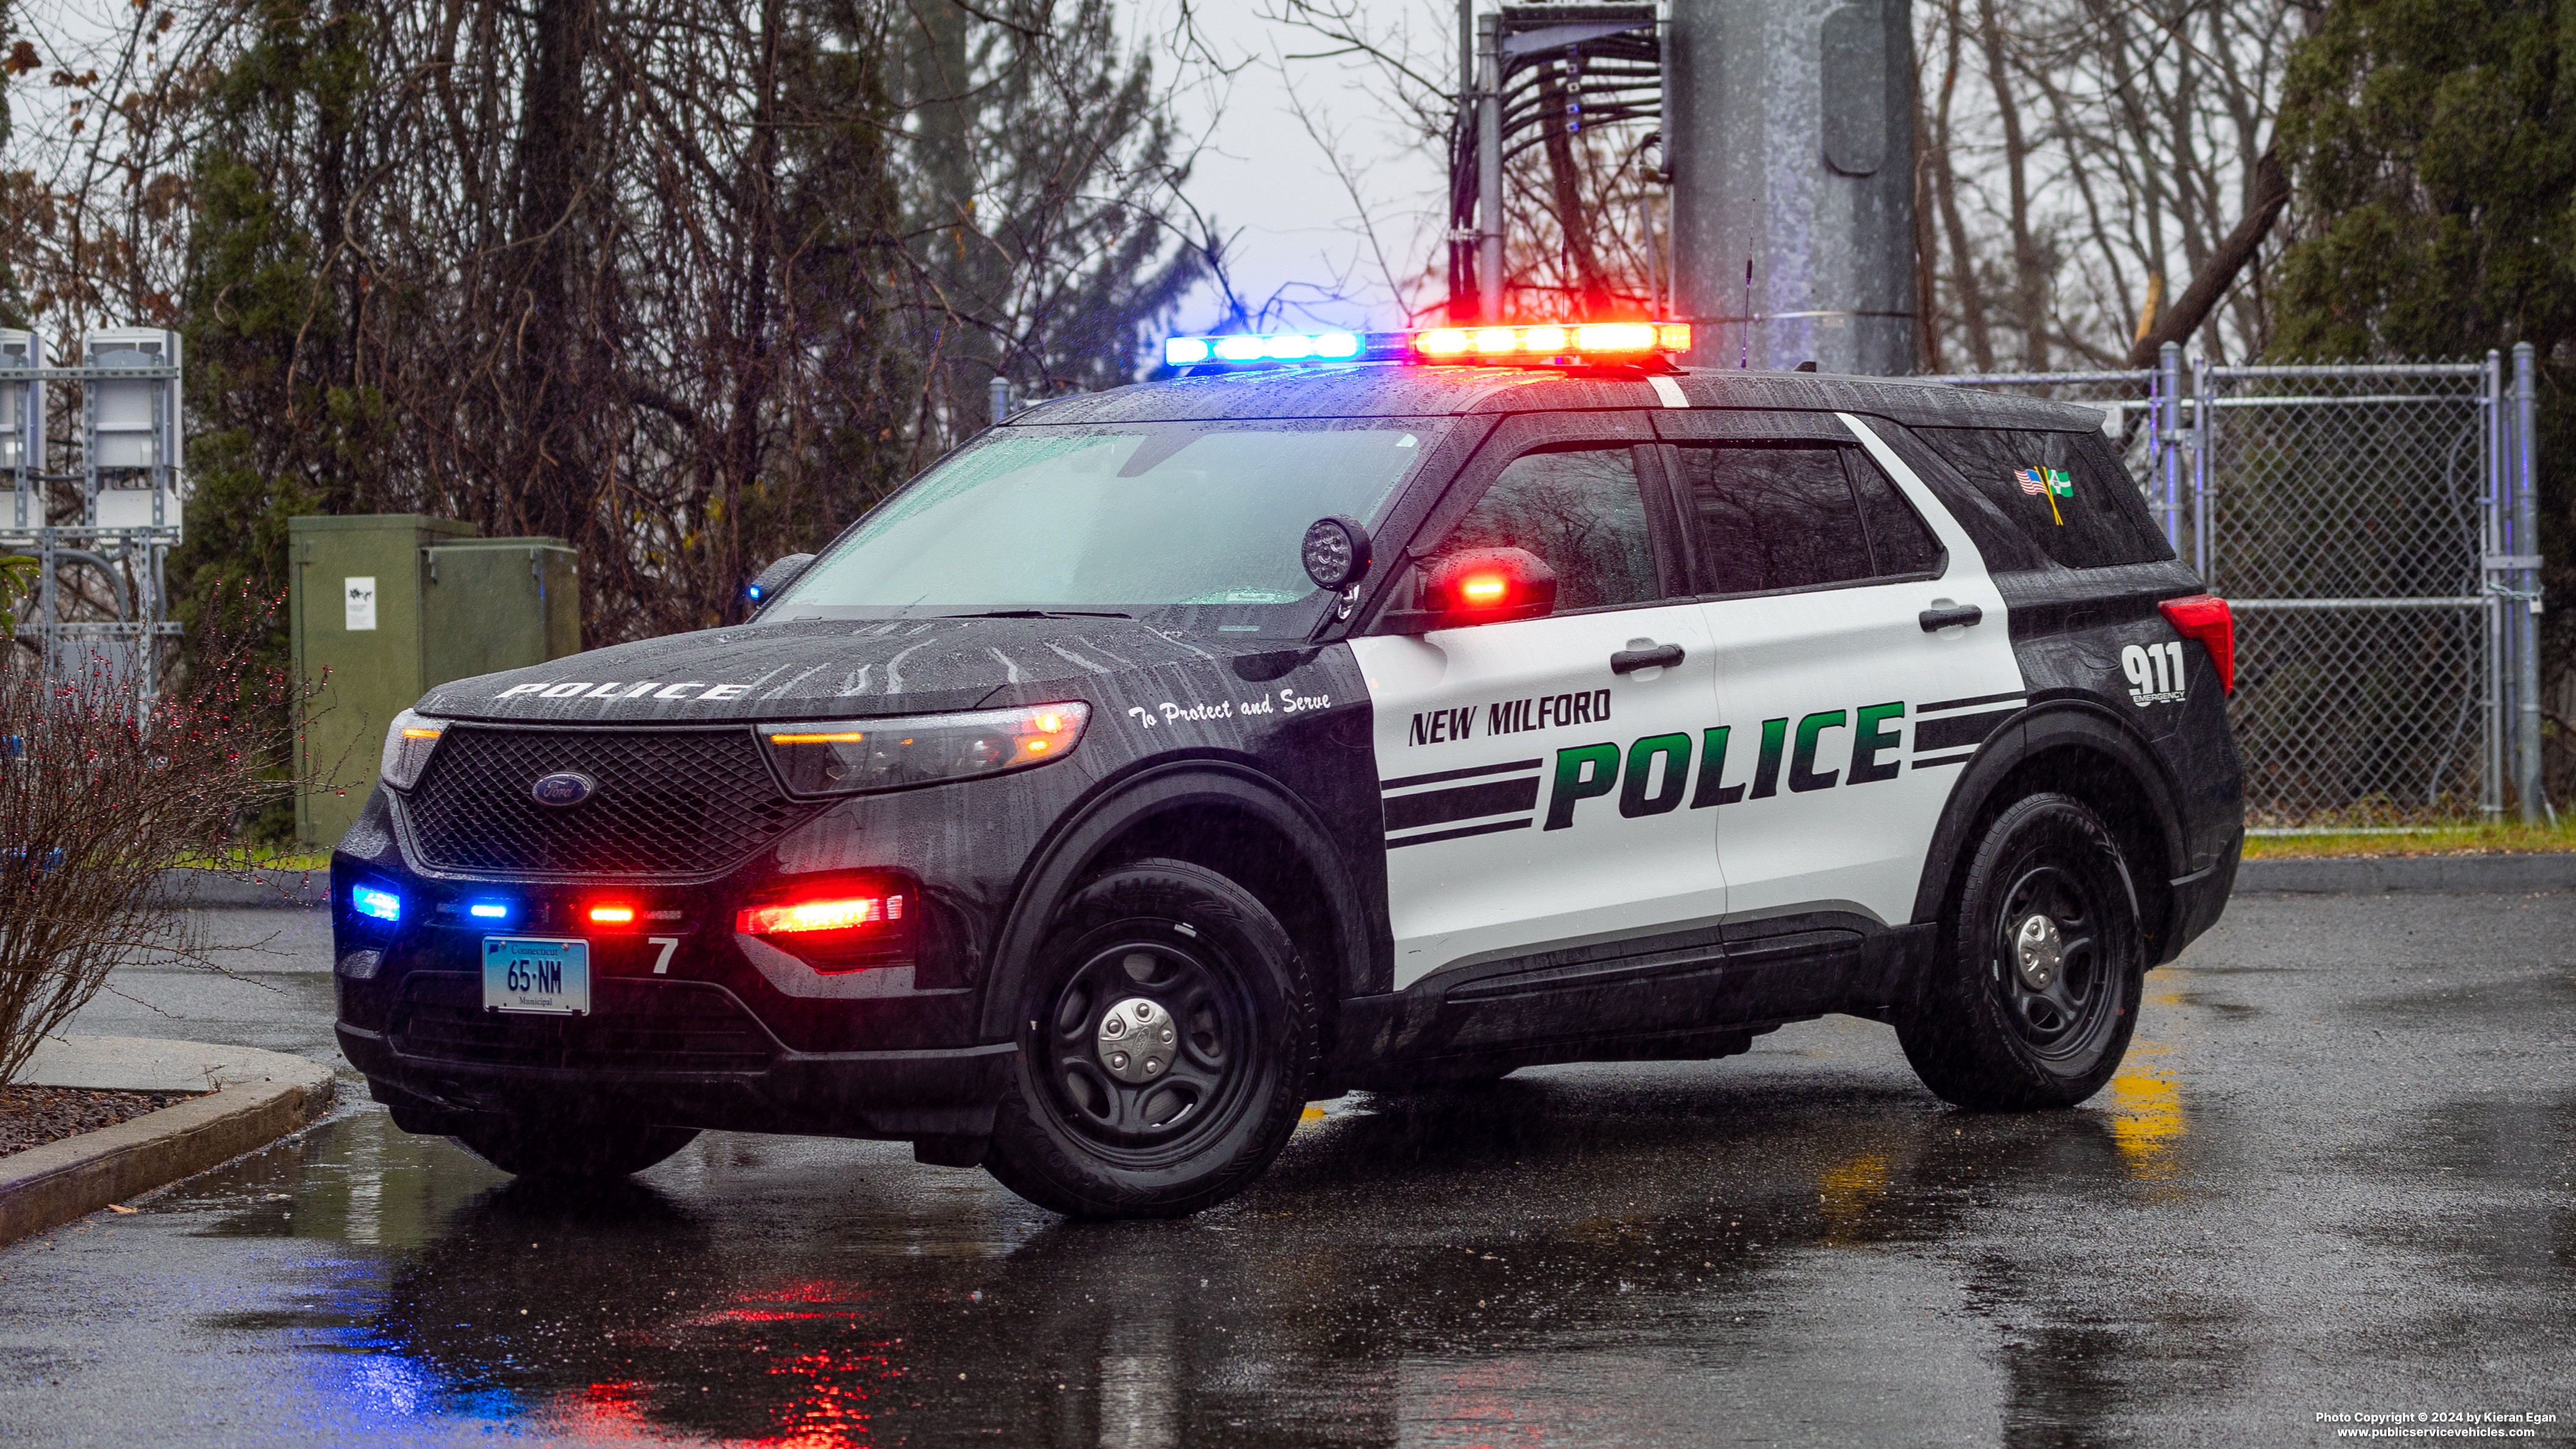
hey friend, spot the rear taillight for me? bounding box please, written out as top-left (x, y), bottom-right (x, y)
top-left (2159, 594), bottom-right (2235, 695)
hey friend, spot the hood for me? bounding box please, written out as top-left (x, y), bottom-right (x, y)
top-left (417, 616), bottom-right (1287, 725)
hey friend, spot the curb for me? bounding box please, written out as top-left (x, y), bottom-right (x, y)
top-left (147, 867), bottom-right (330, 909)
top-left (2234, 852), bottom-right (2576, 895)
top-left (1, 1043), bottom-right (338, 1247)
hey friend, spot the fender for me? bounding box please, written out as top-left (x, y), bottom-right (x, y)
top-left (976, 759), bottom-right (1375, 1041)
top-left (1908, 699), bottom-right (2190, 932)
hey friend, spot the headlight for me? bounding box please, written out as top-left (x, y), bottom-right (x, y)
top-left (380, 708), bottom-right (448, 790)
top-left (762, 703), bottom-right (1088, 796)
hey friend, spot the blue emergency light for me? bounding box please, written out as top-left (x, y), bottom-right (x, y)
top-left (468, 901), bottom-right (510, 920)
top-left (1164, 330), bottom-right (1365, 367)
top-left (352, 885), bottom-right (402, 923)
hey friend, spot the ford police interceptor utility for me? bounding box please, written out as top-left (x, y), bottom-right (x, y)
top-left (332, 321), bottom-right (2243, 1219)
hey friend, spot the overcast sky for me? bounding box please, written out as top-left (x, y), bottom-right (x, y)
top-left (1135, 2), bottom-right (1453, 335)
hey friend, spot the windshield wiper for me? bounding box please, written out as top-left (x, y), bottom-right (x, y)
top-left (934, 608), bottom-right (1135, 620)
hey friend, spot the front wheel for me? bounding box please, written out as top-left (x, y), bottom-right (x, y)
top-left (984, 859), bottom-right (1316, 1219)
top-left (1899, 792), bottom-right (2145, 1109)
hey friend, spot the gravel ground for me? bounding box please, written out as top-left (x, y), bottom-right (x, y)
top-left (0, 1086), bottom-right (204, 1158)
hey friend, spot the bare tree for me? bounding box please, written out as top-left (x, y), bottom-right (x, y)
top-left (1922, 0), bottom-right (2309, 371)
top-left (5, 0), bottom-right (1217, 653)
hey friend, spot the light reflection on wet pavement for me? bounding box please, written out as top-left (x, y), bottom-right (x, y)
top-left (2, 892), bottom-right (2570, 1445)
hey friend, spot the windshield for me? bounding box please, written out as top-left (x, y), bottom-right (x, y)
top-left (768, 420), bottom-right (1446, 634)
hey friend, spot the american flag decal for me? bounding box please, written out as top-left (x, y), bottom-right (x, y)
top-left (2015, 466), bottom-right (2072, 522)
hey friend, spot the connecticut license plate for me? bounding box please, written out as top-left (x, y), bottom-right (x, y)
top-left (482, 937), bottom-right (591, 1015)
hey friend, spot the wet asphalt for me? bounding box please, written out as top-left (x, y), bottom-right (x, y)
top-left (0, 893), bottom-right (2569, 1448)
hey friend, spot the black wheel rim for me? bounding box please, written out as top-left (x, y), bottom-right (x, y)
top-left (1990, 860), bottom-right (2119, 1061)
top-left (1038, 926), bottom-right (1257, 1162)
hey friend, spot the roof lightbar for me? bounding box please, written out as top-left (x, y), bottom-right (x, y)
top-left (1163, 322), bottom-right (1692, 371)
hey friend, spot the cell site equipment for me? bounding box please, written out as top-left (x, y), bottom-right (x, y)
top-left (0, 327), bottom-right (186, 713)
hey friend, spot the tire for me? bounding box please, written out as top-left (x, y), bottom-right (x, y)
top-left (1899, 792), bottom-right (2145, 1110)
top-left (984, 858), bottom-right (1317, 1219)
top-left (448, 1114), bottom-right (700, 1180)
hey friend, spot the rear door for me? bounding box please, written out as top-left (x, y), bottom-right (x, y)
top-left (1351, 413), bottom-right (1724, 992)
top-left (1664, 411), bottom-right (2025, 930)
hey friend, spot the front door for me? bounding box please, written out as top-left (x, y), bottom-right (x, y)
top-left (1676, 413), bottom-right (2025, 929)
top-left (1352, 423), bottom-right (1724, 992)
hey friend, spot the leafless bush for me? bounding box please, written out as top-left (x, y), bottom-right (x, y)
top-left (0, 589), bottom-right (312, 1083)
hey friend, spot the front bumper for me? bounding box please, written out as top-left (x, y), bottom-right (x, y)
top-left (340, 981), bottom-right (1017, 1140)
top-left (331, 771), bottom-right (1033, 1142)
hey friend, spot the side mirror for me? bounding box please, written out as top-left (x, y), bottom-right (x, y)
top-left (745, 553), bottom-right (816, 607)
top-left (1301, 515), bottom-right (1372, 590)
top-left (1379, 548), bottom-right (1558, 635)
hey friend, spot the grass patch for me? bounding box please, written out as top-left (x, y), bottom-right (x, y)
top-left (2244, 818), bottom-right (2576, 859)
top-left (168, 849), bottom-right (333, 873)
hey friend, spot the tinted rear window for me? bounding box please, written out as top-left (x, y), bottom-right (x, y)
top-left (1913, 427), bottom-right (2174, 568)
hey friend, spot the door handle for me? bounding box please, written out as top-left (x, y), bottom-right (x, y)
top-left (1610, 642), bottom-right (1686, 675)
top-left (1919, 604), bottom-right (1984, 632)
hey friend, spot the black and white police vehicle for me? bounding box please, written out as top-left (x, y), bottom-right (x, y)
top-left (333, 321), bottom-right (2243, 1218)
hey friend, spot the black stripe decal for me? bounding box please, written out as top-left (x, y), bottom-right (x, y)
top-left (1381, 758), bottom-right (1546, 793)
top-left (1914, 707), bottom-right (2018, 754)
top-left (1386, 818), bottom-right (1534, 849)
top-left (1383, 775), bottom-right (1543, 832)
top-left (1912, 752), bottom-right (1976, 770)
top-left (1917, 689), bottom-right (2026, 715)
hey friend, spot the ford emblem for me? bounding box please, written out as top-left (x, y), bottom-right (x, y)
top-left (530, 771), bottom-right (596, 808)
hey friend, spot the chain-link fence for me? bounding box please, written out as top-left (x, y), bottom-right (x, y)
top-left (1918, 348), bottom-right (2547, 828)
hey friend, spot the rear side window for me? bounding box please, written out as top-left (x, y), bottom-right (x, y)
top-left (1675, 443), bottom-right (1943, 595)
top-left (1848, 455), bottom-right (1943, 575)
top-left (1912, 426), bottom-right (2174, 568)
top-left (1435, 445), bottom-right (1661, 611)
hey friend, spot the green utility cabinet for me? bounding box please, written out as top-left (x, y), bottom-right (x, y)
top-left (291, 515), bottom-right (580, 847)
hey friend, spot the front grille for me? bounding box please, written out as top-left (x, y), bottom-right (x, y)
top-left (398, 725), bottom-right (811, 876)
top-left (391, 975), bottom-right (777, 1073)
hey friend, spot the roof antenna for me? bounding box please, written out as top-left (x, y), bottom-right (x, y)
top-left (1739, 258), bottom-right (1753, 369)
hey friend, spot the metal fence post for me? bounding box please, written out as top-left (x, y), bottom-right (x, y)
top-left (2483, 350), bottom-right (2506, 818)
top-left (2158, 341), bottom-right (2185, 553)
top-left (987, 376), bottom-right (1010, 428)
top-left (2191, 355), bottom-right (2214, 581)
top-left (2514, 341), bottom-right (2545, 821)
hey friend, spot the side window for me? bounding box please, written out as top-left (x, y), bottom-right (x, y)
top-left (1675, 445), bottom-right (1876, 595)
top-left (1847, 452), bottom-right (1944, 576)
top-left (1432, 445), bottom-right (1661, 611)
top-left (1913, 426), bottom-right (2175, 568)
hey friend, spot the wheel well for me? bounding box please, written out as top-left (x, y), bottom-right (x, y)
top-left (1963, 744), bottom-right (2177, 952)
top-left (1085, 803), bottom-right (1348, 1012)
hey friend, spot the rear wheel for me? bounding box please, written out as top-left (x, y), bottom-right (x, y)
top-left (1899, 792), bottom-right (2144, 1109)
top-left (448, 1114), bottom-right (699, 1180)
top-left (984, 859), bottom-right (1315, 1219)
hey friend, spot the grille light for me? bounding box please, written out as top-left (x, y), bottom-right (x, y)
top-left (588, 903), bottom-right (637, 926)
top-left (737, 895), bottom-right (904, 935)
top-left (468, 901), bottom-right (509, 920)
top-left (352, 885), bottom-right (401, 923)
top-left (763, 703), bottom-right (1088, 797)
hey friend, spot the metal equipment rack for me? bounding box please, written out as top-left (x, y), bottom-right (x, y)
top-left (0, 329), bottom-right (186, 717)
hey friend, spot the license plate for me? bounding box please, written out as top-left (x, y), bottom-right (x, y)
top-left (482, 937), bottom-right (591, 1015)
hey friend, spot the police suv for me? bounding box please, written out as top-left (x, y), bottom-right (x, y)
top-left (332, 322), bottom-right (2243, 1218)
